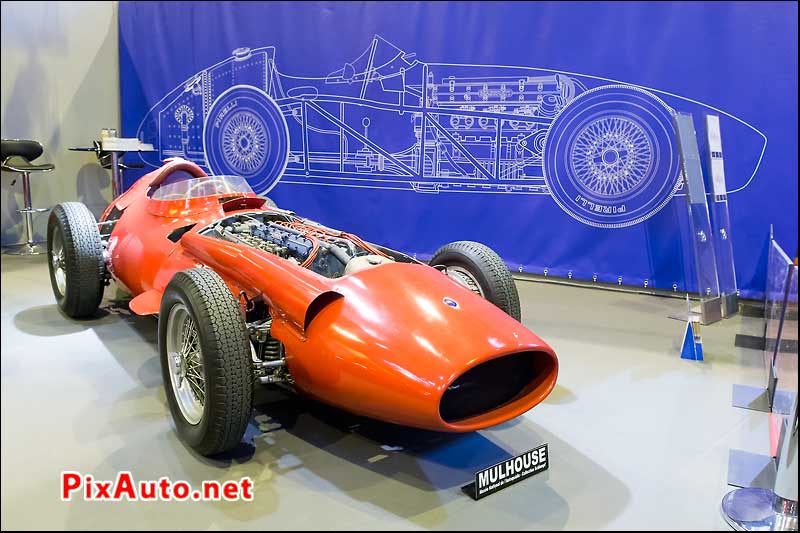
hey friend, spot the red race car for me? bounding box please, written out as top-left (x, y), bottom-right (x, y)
top-left (46, 158), bottom-right (558, 456)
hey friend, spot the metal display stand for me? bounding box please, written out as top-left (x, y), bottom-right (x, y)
top-left (728, 236), bottom-right (797, 492)
top-left (705, 114), bottom-right (739, 318)
top-left (722, 394), bottom-right (798, 531)
top-left (673, 112), bottom-right (723, 325)
top-left (732, 241), bottom-right (797, 415)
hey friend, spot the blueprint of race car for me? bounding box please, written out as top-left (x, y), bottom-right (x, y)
top-left (136, 35), bottom-right (766, 229)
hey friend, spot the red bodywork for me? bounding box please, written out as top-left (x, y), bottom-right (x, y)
top-left (101, 159), bottom-right (558, 431)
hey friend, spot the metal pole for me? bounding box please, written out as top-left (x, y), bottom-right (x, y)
top-left (111, 152), bottom-right (121, 198)
top-left (21, 171), bottom-right (34, 246)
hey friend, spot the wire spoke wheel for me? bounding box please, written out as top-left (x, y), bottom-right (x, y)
top-left (430, 241), bottom-right (521, 321)
top-left (222, 110), bottom-right (268, 174)
top-left (166, 303), bottom-right (205, 425)
top-left (203, 85), bottom-right (290, 192)
top-left (542, 85), bottom-right (680, 228)
top-left (570, 116), bottom-right (653, 197)
top-left (158, 268), bottom-right (253, 456)
top-left (442, 265), bottom-right (484, 297)
top-left (46, 202), bottom-right (105, 318)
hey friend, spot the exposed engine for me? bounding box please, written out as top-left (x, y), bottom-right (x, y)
top-left (203, 211), bottom-right (394, 279)
top-left (201, 211), bottom-right (398, 389)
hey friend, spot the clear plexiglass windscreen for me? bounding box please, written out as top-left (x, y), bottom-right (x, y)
top-left (150, 173), bottom-right (253, 200)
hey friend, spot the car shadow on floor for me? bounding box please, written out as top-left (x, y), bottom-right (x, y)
top-left (15, 298), bottom-right (163, 388)
top-left (15, 299), bottom-right (626, 527)
top-left (13, 303), bottom-right (115, 336)
top-left (16, 299), bottom-right (520, 485)
top-left (236, 389), bottom-right (575, 525)
top-left (247, 386), bottom-right (518, 491)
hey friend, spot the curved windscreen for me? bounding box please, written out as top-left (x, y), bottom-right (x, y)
top-left (150, 175), bottom-right (253, 201)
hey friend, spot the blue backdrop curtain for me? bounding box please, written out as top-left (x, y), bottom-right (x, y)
top-left (118, 1), bottom-right (798, 299)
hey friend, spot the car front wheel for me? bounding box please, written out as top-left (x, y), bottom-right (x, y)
top-left (430, 241), bottom-right (521, 322)
top-left (158, 268), bottom-right (253, 456)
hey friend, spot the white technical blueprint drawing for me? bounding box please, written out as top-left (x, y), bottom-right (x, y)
top-left (136, 35), bottom-right (767, 229)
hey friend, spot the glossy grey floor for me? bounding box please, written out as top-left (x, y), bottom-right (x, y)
top-left (1, 254), bottom-right (770, 530)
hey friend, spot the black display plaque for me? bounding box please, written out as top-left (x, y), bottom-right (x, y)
top-left (462, 444), bottom-right (549, 500)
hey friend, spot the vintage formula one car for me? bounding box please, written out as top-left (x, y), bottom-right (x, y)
top-left (46, 158), bottom-right (558, 455)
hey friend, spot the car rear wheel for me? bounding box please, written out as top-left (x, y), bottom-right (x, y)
top-left (47, 202), bottom-right (105, 318)
top-left (159, 268), bottom-right (253, 456)
top-left (430, 241), bottom-right (521, 322)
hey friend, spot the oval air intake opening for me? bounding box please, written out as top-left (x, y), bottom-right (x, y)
top-left (439, 351), bottom-right (555, 423)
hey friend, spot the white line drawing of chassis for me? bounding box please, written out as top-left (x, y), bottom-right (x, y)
top-left (136, 35), bottom-right (766, 228)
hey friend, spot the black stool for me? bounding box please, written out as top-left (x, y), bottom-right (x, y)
top-left (1, 139), bottom-right (55, 255)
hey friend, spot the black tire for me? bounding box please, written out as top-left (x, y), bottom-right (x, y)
top-left (47, 202), bottom-right (105, 318)
top-left (430, 241), bottom-right (521, 321)
top-left (158, 268), bottom-right (253, 456)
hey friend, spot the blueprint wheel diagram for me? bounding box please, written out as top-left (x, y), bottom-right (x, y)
top-left (543, 85), bottom-right (680, 228)
top-left (203, 85), bottom-right (289, 193)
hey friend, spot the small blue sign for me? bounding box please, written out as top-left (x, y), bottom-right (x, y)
top-left (680, 321), bottom-right (704, 361)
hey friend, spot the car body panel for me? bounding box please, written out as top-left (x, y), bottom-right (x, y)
top-left (99, 159), bottom-right (558, 432)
